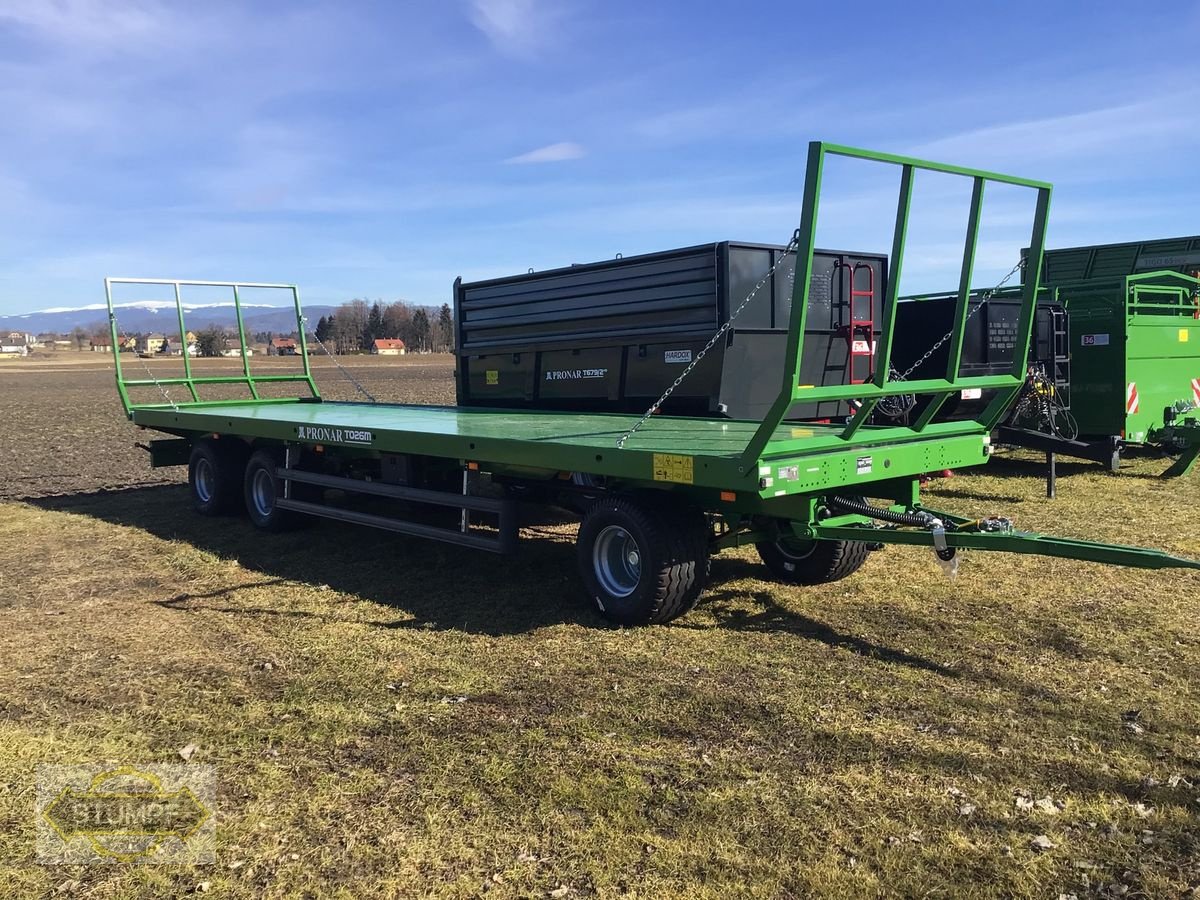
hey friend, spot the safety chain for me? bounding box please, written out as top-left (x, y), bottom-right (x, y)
top-left (110, 309), bottom-right (180, 411)
top-left (302, 316), bottom-right (378, 403)
top-left (615, 231), bottom-right (802, 449)
top-left (892, 259), bottom-right (1026, 383)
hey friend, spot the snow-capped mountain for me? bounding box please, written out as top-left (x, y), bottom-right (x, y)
top-left (0, 301), bottom-right (339, 336)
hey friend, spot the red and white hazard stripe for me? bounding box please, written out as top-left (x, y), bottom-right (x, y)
top-left (1126, 382), bottom-right (1139, 415)
top-left (1191, 377), bottom-right (1200, 406)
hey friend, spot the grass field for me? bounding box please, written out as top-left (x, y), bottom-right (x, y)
top-left (1, 355), bottom-right (1198, 898)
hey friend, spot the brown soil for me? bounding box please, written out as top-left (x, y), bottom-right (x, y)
top-left (0, 354), bottom-right (455, 500)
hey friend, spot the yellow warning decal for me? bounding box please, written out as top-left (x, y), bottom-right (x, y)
top-left (652, 453), bottom-right (694, 484)
top-left (1180, 329), bottom-right (1190, 343)
top-left (790, 427), bottom-right (815, 438)
top-left (485, 370), bottom-right (499, 385)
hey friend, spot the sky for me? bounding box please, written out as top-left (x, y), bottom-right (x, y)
top-left (1, 0), bottom-right (1199, 314)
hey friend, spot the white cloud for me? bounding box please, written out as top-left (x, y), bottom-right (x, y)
top-left (0, 0), bottom-right (166, 46)
top-left (504, 141), bottom-right (585, 164)
top-left (468, 0), bottom-right (560, 59)
top-left (907, 93), bottom-right (1200, 173)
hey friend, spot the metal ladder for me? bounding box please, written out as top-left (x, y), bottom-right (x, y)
top-left (841, 262), bottom-right (876, 385)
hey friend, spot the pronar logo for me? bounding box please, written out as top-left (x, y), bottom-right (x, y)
top-left (545, 368), bottom-right (608, 381)
top-left (296, 425), bottom-right (373, 445)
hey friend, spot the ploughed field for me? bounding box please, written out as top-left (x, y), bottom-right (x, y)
top-left (1, 353), bottom-right (1198, 899)
top-left (0, 355), bottom-right (457, 500)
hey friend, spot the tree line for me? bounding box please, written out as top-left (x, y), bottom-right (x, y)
top-left (313, 299), bottom-right (454, 353)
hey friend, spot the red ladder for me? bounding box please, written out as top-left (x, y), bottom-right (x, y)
top-left (840, 262), bottom-right (875, 385)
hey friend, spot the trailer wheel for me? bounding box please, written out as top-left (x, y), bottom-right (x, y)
top-left (188, 440), bottom-right (245, 516)
top-left (577, 498), bottom-right (707, 625)
top-left (243, 450), bottom-right (303, 532)
top-left (755, 529), bottom-right (870, 585)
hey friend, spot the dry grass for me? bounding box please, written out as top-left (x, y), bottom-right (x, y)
top-left (0, 359), bottom-right (1198, 898)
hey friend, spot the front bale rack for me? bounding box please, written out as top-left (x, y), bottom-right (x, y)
top-left (106, 142), bottom-right (1200, 625)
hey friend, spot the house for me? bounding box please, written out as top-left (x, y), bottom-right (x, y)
top-left (2, 329), bottom-right (29, 356)
top-left (372, 338), bottom-right (406, 356)
top-left (139, 334), bottom-right (169, 354)
top-left (90, 335), bottom-right (113, 352)
top-left (268, 337), bottom-right (298, 356)
top-left (120, 335), bottom-right (138, 352)
top-left (221, 347), bottom-right (253, 357)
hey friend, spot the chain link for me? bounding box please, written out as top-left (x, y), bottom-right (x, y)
top-left (615, 232), bottom-right (802, 449)
top-left (302, 316), bottom-right (378, 403)
top-left (110, 309), bottom-right (180, 411)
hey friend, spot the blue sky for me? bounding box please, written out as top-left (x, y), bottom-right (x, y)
top-left (1, 0), bottom-right (1198, 314)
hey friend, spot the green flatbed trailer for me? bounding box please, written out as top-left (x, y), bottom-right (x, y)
top-left (106, 143), bottom-right (1200, 625)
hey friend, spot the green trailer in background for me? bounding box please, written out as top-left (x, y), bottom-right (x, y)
top-left (1013, 237), bottom-right (1200, 475)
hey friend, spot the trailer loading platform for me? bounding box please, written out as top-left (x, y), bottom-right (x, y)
top-left (128, 400), bottom-right (994, 494)
top-left (106, 142), bottom-right (1200, 625)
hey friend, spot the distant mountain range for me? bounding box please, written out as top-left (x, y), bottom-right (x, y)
top-left (0, 301), bottom-right (342, 336)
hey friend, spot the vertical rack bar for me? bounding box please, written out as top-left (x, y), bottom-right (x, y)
top-left (843, 164), bottom-right (912, 439)
top-left (173, 281), bottom-right (200, 403)
top-left (292, 286), bottom-right (320, 398)
top-left (739, 141), bottom-right (826, 470)
top-left (871, 164), bottom-right (915, 389)
top-left (914, 176), bottom-right (985, 431)
top-left (944, 177), bottom-right (985, 381)
top-left (105, 278), bottom-right (132, 418)
top-left (231, 284), bottom-right (260, 399)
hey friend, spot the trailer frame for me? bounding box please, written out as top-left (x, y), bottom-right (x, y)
top-left (105, 142), bottom-right (1200, 625)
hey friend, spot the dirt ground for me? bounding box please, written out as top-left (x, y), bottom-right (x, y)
top-left (1, 354), bottom-right (1199, 899)
top-left (0, 354), bottom-right (456, 500)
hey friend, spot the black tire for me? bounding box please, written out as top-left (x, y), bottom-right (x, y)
top-left (577, 497), bottom-right (708, 625)
top-left (243, 450), bottom-right (304, 532)
top-left (188, 440), bottom-right (246, 516)
top-left (755, 529), bottom-right (870, 585)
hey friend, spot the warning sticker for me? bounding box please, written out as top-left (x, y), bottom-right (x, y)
top-left (1180, 329), bottom-right (1190, 343)
top-left (856, 456), bottom-right (873, 476)
top-left (652, 454), bottom-right (694, 484)
top-left (485, 370), bottom-right (499, 385)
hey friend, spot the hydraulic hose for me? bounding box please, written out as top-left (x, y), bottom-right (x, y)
top-left (826, 496), bottom-right (937, 528)
top-left (826, 496), bottom-right (958, 562)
